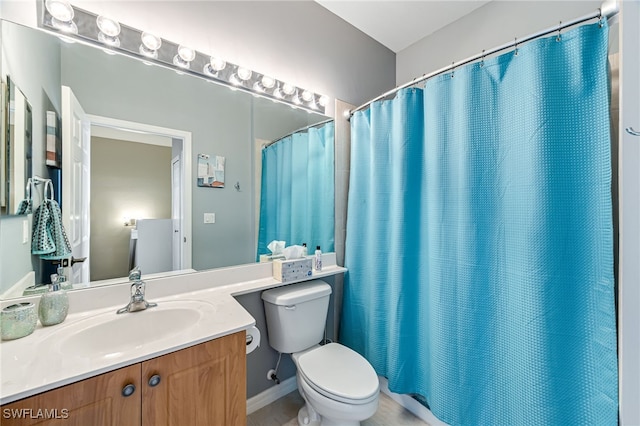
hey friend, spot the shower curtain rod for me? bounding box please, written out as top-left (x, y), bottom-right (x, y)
top-left (264, 118), bottom-right (334, 148)
top-left (348, 0), bottom-right (619, 118)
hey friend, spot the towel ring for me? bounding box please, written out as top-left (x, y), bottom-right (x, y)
top-left (25, 178), bottom-right (32, 200)
top-left (45, 180), bottom-right (54, 201)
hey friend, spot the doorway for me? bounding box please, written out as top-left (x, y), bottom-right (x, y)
top-left (86, 115), bottom-right (192, 282)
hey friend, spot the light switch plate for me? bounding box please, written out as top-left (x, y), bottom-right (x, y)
top-left (204, 213), bottom-right (215, 224)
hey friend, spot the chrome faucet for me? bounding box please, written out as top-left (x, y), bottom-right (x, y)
top-left (116, 267), bottom-right (158, 314)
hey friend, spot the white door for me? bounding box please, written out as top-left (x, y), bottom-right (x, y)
top-left (61, 86), bottom-right (90, 284)
top-left (171, 154), bottom-right (182, 270)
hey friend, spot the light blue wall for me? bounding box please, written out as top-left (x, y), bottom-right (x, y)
top-left (0, 21), bottom-right (61, 293)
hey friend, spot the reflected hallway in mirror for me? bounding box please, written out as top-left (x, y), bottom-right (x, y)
top-left (87, 118), bottom-right (192, 283)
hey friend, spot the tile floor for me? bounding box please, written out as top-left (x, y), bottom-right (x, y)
top-left (247, 390), bottom-right (429, 426)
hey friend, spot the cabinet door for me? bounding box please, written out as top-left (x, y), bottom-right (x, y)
top-left (1, 364), bottom-right (141, 426)
top-left (142, 332), bottom-right (246, 426)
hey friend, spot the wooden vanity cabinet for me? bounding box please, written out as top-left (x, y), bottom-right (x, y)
top-left (0, 364), bottom-right (141, 426)
top-left (142, 331), bottom-right (246, 426)
top-left (1, 332), bottom-right (246, 426)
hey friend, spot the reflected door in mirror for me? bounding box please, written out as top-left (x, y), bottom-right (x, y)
top-left (61, 86), bottom-right (90, 284)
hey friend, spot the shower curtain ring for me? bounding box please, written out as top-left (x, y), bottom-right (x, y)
top-left (480, 50), bottom-right (485, 68)
top-left (514, 38), bottom-right (519, 56)
top-left (450, 62), bottom-right (455, 78)
top-left (556, 21), bottom-right (562, 42)
top-left (598, 8), bottom-right (604, 27)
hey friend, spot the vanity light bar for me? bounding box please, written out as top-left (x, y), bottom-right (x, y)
top-left (39, 1), bottom-right (327, 115)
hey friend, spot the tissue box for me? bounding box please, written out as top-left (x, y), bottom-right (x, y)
top-left (259, 254), bottom-right (286, 263)
top-left (272, 258), bottom-right (313, 282)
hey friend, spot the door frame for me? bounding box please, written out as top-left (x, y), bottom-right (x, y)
top-left (86, 114), bottom-right (192, 271)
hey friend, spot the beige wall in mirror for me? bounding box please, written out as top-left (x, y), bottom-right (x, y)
top-left (0, 19), bottom-right (333, 300)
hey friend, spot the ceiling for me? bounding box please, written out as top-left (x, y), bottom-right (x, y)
top-left (315, 0), bottom-right (491, 53)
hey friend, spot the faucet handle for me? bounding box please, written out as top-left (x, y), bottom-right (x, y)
top-left (129, 267), bottom-right (142, 282)
top-left (131, 281), bottom-right (145, 296)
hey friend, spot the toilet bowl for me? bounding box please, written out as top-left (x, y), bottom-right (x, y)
top-left (261, 281), bottom-right (380, 426)
top-left (292, 343), bottom-right (379, 426)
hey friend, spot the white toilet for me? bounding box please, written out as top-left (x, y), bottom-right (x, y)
top-left (262, 280), bottom-right (380, 426)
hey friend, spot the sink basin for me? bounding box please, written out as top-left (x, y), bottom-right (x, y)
top-left (46, 300), bottom-right (217, 359)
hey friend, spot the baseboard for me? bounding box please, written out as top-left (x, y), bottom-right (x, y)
top-left (246, 376), bottom-right (298, 415)
top-left (378, 377), bottom-right (448, 426)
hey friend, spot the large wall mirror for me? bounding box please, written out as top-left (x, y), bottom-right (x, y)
top-left (0, 19), bottom-right (333, 300)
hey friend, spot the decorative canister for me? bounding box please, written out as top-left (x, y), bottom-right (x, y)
top-left (1, 302), bottom-right (38, 340)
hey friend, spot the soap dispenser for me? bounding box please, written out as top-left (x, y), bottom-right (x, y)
top-left (38, 274), bottom-right (69, 326)
top-left (56, 265), bottom-right (73, 291)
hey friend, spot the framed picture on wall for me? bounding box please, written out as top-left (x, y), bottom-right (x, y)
top-left (197, 153), bottom-right (225, 188)
top-left (45, 110), bottom-right (61, 168)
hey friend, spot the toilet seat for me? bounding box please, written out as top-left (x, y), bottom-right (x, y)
top-left (296, 343), bottom-right (379, 405)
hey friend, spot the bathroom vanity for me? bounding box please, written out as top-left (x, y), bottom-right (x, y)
top-left (0, 254), bottom-right (345, 425)
top-left (1, 333), bottom-right (246, 425)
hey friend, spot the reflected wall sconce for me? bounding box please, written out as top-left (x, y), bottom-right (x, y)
top-left (123, 216), bottom-right (137, 227)
top-left (39, 1), bottom-right (328, 114)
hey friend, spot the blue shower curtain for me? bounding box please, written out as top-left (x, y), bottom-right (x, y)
top-left (257, 122), bottom-right (335, 258)
top-left (341, 22), bottom-right (617, 425)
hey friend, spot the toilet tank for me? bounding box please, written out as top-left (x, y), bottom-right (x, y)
top-left (261, 280), bottom-right (332, 353)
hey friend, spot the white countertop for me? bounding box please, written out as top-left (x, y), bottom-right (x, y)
top-left (0, 254), bottom-right (345, 405)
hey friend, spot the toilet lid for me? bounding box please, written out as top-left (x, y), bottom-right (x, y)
top-left (297, 343), bottom-right (379, 403)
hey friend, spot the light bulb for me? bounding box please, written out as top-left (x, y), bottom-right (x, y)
top-left (177, 45), bottom-right (196, 62)
top-left (45, 0), bottom-right (77, 33)
top-left (174, 45), bottom-right (195, 69)
top-left (45, 0), bottom-right (74, 22)
top-left (96, 16), bottom-right (121, 47)
top-left (301, 90), bottom-right (314, 102)
top-left (141, 32), bottom-right (162, 51)
top-left (96, 16), bottom-right (121, 37)
top-left (237, 67), bottom-right (252, 81)
top-left (210, 57), bottom-right (226, 71)
top-left (140, 32), bottom-right (161, 58)
top-left (261, 76), bottom-right (276, 89)
top-left (318, 95), bottom-right (329, 107)
top-left (282, 83), bottom-right (295, 96)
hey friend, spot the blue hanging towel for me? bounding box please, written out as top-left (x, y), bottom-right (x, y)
top-left (31, 181), bottom-right (72, 260)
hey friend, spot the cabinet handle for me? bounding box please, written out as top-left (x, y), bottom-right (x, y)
top-left (121, 383), bottom-right (136, 397)
top-left (148, 374), bottom-right (161, 387)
